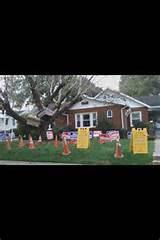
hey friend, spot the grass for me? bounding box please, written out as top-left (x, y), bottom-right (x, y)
top-left (0, 138), bottom-right (155, 165)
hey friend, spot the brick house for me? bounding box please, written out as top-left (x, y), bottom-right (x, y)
top-left (55, 89), bottom-right (160, 130)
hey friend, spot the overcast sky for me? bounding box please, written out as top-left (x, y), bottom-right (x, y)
top-left (0, 75), bottom-right (121, 91)
top-left (94, 75), bottom-right (121, 90)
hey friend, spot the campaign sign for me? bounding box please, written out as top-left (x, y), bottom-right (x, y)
top-left (106, 131), bottom-right (120, 141)
top-left (62, 131), bottom-right (93, 140)
top-left (99, 133), bottom-right (111, 144)
top-left (46, 130), bottom-right (53, 140)
top-left (62, 132), bottom-right (70, 140)
top-left (93, 131), bottom-right (102, 137)
top-left (0, 131), bottom-right (6, 141)
top-left (70, 131), bottom-right (78, 140)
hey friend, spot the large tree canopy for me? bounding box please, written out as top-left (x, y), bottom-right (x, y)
top-left (119, 75), bottom-right (160, 97)
top-left (0, 75), bottom-right (101, 139)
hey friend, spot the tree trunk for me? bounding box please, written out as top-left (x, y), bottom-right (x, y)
top-left (39, 121), bottom-right (50, 140)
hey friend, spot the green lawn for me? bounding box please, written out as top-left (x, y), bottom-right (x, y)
top-left (0, 139), bottom-right (154, 165)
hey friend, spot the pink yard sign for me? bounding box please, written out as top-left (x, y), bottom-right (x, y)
top-left (61, 132), bottom-right (70, 140)
top-left (106, 131), bottom-right (120, 141)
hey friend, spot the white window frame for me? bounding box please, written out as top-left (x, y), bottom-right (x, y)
top-left (107, 110), bottom-right (113, 118)
top-left (76, 114), bottom-right (81, 128)
top-left (75, 112), bottom-right (97, 129)
top-left (130, 111), bottom-right (142, 127)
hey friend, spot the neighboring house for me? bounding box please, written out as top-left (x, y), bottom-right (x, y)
top-left (55, 89), bottom-right (160, 130)
top-left (0, 110), bottom-right (17, 131)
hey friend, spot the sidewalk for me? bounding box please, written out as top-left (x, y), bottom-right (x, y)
top-left (0, 160), bottom-right (82, 165)
top-left (152, 129), bottom-right (160, 164)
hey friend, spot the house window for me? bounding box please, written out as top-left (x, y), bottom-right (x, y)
top-left (131, 111), bottom-right (142, 126)
top-left (107, 110), bottom-right (113, 118)
top-left (5, 118), bottom-right (9, 125)
top-left (93, 113), bottom-right (97, 126)
top-left (83, 114), bottom-right (90, 127)
top-left (13, 119), bottom-right (16, 126)
top-left (81, 101), bottom-right (88, 105)
top-left (76, 114), bottom-right (81, 127)
top-left (75, 112), bottom-right (97, 128)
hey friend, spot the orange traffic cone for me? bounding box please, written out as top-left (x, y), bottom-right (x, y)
top-left (6, 138), bottom-right (11, 150)
top-left (28, 134), bottom-right (35, 149)
top-left (37, 135), bottom-right (42, 144)
top-left (19, 135), bottom-right (25, 148)
top-left (114, 142), bottom-right (124, 158)
top-left (62, 137), bottom-right (71, 156)
top-left (53, 135), bottom-right (59, 148)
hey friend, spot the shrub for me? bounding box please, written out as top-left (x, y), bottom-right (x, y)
top-left (53, 126), bottom-right (74, 134)
top-left (96, 117), bottom-right (113, 133)
top-left (132, 121), bottom-right (156, 139)
top-left (119, 128), bottom-right (128, 139)
top-left (17, 123), bottom-right (40, 140)
top-left (133, 121), bottom-right (149, 130)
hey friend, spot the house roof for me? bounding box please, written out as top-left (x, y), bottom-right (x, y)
top-left (135, 96), bottom-right (160, 107)
top-left (88, 89), bottom-right (150, 108)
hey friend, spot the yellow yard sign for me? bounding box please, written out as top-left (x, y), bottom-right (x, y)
top-left (77, 128), bottom-right (90, 149)
top-left (130, 128), bottom-right (148, 154)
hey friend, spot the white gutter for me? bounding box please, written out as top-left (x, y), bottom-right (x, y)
top-left (83, 94), bottom-right (96, 100)
top-left (93, 91), bottom-right (104, 99)
top-left (149, 106), bottom-right (160, 108)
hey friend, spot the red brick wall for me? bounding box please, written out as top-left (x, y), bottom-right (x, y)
top-left (54, 106), bottom-right (149, 129)
top-left (122, 107), bottom-right (148, 129)
top-left (131, 107), bottom-right (149, 123)
top-left (68, 105), bottom-right (123, 129)
top-left (54, 115), bottom-right (67, 128)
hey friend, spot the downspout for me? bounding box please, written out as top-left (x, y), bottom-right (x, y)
top-left (121, 106), bottom-right (128, 129)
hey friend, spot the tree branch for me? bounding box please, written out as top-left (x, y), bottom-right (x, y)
top-left (26, 75), bottom-right (43, 110)
top-left (50, 82), bottom-right (66, 101)
top-left (0, 89), bottom-right (27, 124)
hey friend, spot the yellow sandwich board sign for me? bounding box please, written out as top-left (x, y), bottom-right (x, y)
top-left (77, 128), bottom-right (90, 149)
top-left (130, 128), bottom-right (148, 154)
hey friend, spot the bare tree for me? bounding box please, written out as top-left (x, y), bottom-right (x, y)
top-left (0, 75), bottom-right (97, 139)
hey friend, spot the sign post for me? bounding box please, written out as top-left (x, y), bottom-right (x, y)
top-left (46, 124), bottom-right (54, 140)
top-left (77, 128), bottom-right (90, 149)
